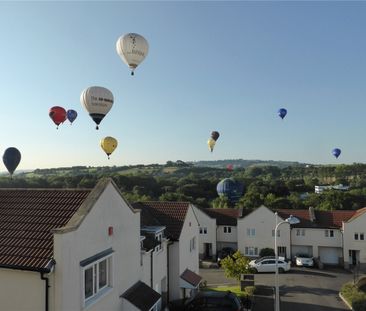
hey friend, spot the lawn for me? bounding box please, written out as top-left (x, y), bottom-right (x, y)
top-left (204, 285), bottom-right (255, 297)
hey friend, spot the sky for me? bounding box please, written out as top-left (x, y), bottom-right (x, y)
top-left (1, 1), bottom-right (366, 170)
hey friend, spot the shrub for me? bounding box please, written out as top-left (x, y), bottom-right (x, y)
top-left (259, 248), bottom-right (275, 257)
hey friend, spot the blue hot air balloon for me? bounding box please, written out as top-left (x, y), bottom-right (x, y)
top-left (67, 109), bottom-right (78, 124)
top-left (332, 148), bottom-right (341, 159)
top-left (3, 147), bottom-right (21, 177)
top-left (216, 178), bottom-right (244, 203)
top-left (278, 108), bottom-right (287, 119)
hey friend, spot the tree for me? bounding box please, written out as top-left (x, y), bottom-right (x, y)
top-left (220, 251), bottom-right (253, 281)
top-left (211, 196), bottom-right (231, 208)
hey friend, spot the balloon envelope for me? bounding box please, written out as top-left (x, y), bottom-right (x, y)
top-left (3, 147), bottom-right (21, 176)
top-left (207, 138), bottom-right (216, 152)
top-left (217, 178), bottom-right (244, 203)
top-left (278, 108), bottom-right (287, 119)
top-left (116, 33), bottom-right (149, 75)
top-left (211, 131), bottom-right (220, 141)
top-left (227, 164), bottom-right (234, 171)
top-left (101, 136), bottom-right (118, 159)
top-left (80, 86), bottom-right (114, 129)
top-left (49, 106), bottom-right (67, 128)
top-left (332, 148), bottom-right (341, 158)
top-left (67, 109), bottom-right (78, 124)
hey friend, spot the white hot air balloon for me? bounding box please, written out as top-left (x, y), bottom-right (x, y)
top-left (80, 86), bottom-right (114, 130)
top-left (116, 33), bottom-right (149, 75)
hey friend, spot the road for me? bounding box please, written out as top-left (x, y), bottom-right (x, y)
top-left (200, 266), bottom-right (353, 311)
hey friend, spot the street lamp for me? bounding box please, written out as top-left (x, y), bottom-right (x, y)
top-left (274, 212), bottom-right (300, 311)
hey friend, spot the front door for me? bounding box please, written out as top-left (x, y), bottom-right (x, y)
top-left (204, 243), bottom-right (212, 259)
top-left (278, 246), bottom-right (286, 259)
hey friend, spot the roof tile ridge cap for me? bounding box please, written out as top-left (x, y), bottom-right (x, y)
top-left (51, 178), bottom-right (110, 234)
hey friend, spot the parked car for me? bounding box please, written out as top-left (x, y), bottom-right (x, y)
top-left (249, 257), bottom-right (291, 273)
top-left (184, 290), bottom-right (244, 311)
top-left (294, 254), bottom-right (314, 267)
top-left (217, 247), bottom-right (236, 266)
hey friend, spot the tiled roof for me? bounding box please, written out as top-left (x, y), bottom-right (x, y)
top-left (277, 209), bottom-right (357, 229)
top-left (121, 281), bottom-right (161, 311)
top-left (199, 208), bottom-right (249, 226)
top-left (0, 189), bottom-right (91, 271)
top-left (132, 202), bottom-right (190, 241)
top-left (346, 207), bottom-right (366, 223)
top-left (180, 268), bottom-right (202, 287)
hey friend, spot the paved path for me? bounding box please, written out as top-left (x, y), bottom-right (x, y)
top-left (200, 266), bottom-right (353, 311)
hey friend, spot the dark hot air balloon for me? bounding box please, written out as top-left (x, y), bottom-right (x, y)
top-left (332, 148), bottom-right (341, 159)
top-left (278, 108), bottom-right (287, 120)
top-left (217, 178), bottom-right (244, 203)
top-left (67, 109), bottom-right (78, 124)
top-left (211, 131), bottom-right (220, 141)
top-left (3, 147), bottom-right (21, 177)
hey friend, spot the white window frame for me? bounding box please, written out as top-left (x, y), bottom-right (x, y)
top-left (82, 253), bottom-right (113, 308)
top-left (155, 232), bottom-right (163, 252)
top-left (189, 237), bottom-right (196, 252)
top-left (224, 226), bottom-right (232, 234)
top-left (244, 246), bottom-right (258, 256)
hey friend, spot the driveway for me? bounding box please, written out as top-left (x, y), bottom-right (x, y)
top-left (200, 266), bottom-right (353, 311)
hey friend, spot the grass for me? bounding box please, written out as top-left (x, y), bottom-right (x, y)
top-left (203, 285), bottom-right (255, 297)
top-left (341, 282), bottom-right (366, 311)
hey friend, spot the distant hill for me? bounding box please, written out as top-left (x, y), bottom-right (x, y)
top-left (191, 159), bottom-right (308, 169)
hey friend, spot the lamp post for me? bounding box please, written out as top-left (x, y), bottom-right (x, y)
top-left (274, 212), bottom-right (300, 311)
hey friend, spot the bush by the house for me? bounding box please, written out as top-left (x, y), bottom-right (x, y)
top-left (341, 282), bottom-right (366, 311)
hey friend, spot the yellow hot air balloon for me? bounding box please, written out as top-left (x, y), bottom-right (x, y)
top-left (207, 138), bottom-right (216, 152)
top-left (101, 136), bottom-right (118, 159)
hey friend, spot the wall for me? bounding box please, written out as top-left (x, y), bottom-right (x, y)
top-left (192, 207), bottom-right (216, 258)
top-left (0, 268), bottom-right (44, 311)
top-left (168, 241), bottom-right (180, 301)
top-left (343, 213), bottom-right (366, 269)
top-left (237, 206), bottom-right (291, 258)
top-left (291, 227), bottom-right (342, 258)
top-left (53, 182), bottom-right (141, 311)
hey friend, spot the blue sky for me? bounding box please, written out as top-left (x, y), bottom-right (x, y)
top-left (1, 1), bottom-right (366, 170)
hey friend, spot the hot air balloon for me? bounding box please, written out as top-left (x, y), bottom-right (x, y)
top-left (3, 147), bottom-right (21, 177)
top-left (217, 178), bottom-right (244, 203)
top-left (332, 148), bottom-right (341, 159)
top-left (278, 108), bottom-right (287, 120)
top-left (227, 164), bottom-right (234, 171)
top-left (101, 136), bottom-right (118, 159)
top-left (211, 131), bottom-right (220, 141)
top-left (207, 138), bottom-right (216, 152)
top-left (49, 106), bottom-right (67, 129)
top-left (66, 109), bottom-right (78, 124)
top-left (80, 86), bottom-right (114, 130)
top-left (116, 33), bottom-right (149, 76)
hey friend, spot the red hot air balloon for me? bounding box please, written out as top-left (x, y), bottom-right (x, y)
top-left (227, 164), bottom-right (234, 171)
top-left (49, 106), bottom-right (67, 129)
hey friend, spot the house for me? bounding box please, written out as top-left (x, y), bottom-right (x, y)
top-left (342, 207), bottom-right (366, 270)
top-left (278, 207), bottom-right (356, 266)
top-left (193, 207), bottom-right (244, 259)
top-left (314, 184), bottom-right (349, 194)
top-left (132, 202), bottom-right (201, 301)
top-left (0, 178), bottom-right (161, 311)
top-left (237, 206), bottom-right (292, 259)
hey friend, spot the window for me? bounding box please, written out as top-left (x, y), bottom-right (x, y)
top-left (190, 237), bottom-right (196, 252)
top-left (355, 232), bottom-right (364, 241)
top-left (199, 228), bottom-right (203, 234)
top-left (272, 230), bottom-right (280, 237)
top-left (224, 226), bottom-right (231, 233)
top-left (325, 230), bottom-right (334, 237)
top-left (296, 229), bottom-right (300, 236)
top-left (297, 229), bottom-right (305, 236)
top-left (301, 229), bottom-right (306, 236)
top-left (81, 249), bottom-right (113, 306)
top-left (247, 228), bottom-right (255, 236)
top-left (155, 233), bottom-right (163, 252)
top-left (244, 246), bottom-right (258, 256)
top-left (200, 227), bottom-right (207, 234)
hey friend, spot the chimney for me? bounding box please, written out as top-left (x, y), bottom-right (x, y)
top-left (309, 206), bottom-right (316, 222)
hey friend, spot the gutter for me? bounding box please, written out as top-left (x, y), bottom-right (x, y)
top-left (151, 249), bottom-right (154, 288)
top-left (40, 272), bottom-right (50, 311)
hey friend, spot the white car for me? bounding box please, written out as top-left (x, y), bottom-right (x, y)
top-left (295, 254), bottom-right (314, 267)
top-left (249, 257), bottom-right (291, 273)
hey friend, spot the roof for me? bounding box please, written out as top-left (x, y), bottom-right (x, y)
top-left (0, 188), bottom-right (91, 271)
top-left (180, 268), bottom-right (202, 287)
top-left (346, 207), bottom-right (366, 223)
top-left (133, 201), bottom-right (190, 241)
top-left (198, 208), bottom-right (249, 226)
top-left (277, 209), bottom-right (357, 229)
top-left (121, 281), bottom-right (161, 311)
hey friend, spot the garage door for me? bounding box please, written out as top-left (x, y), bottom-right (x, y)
top-left (319, 247), bottom-right (342, 265)
top-left (292, 245), bottom-right (312, 257)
